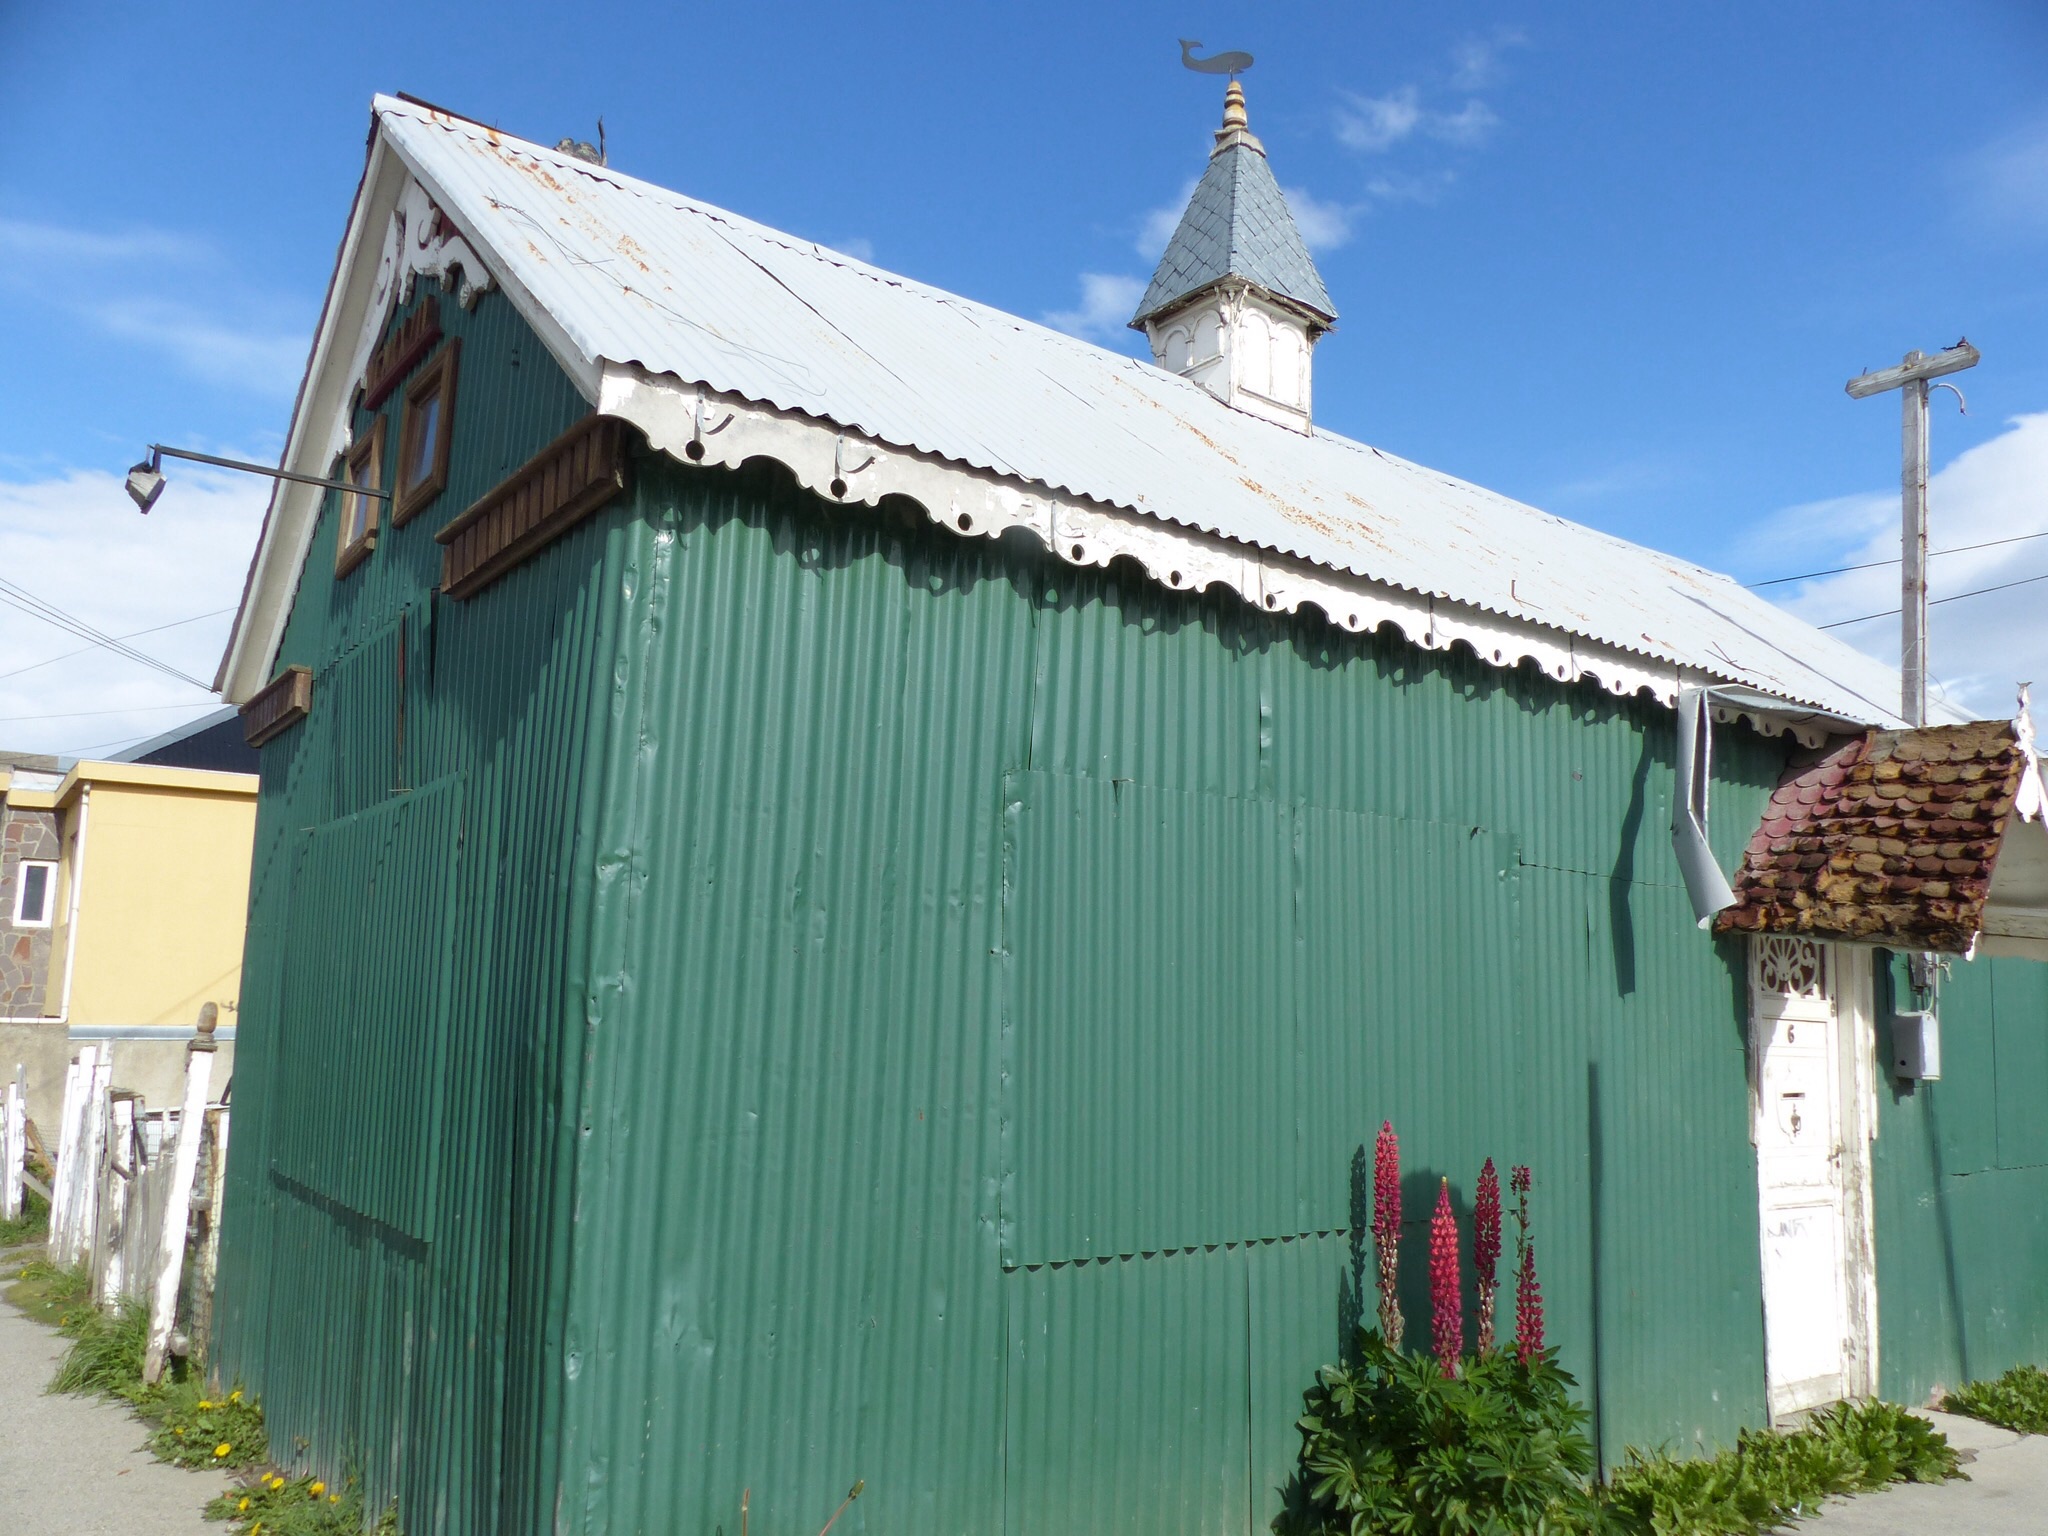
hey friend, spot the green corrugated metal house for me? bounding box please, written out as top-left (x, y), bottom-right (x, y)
top-left (211, 89), bottom-right (2048, 1535)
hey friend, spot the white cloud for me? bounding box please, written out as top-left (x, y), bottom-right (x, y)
top-left (1335, 88), bottom-right (1424, 153)
top-left (1430, 100), bottom-right (1501, 147)
top-left (1138, 176), bottom-right (1201, 260)
top-left (1335, 33), bottom-right (1520, 176)
top-left (1282, 187), bottom-right (1356, 253)
top-left (87, 298), bottom-right (307, 395)
top-left (1762, 412), bottom-right (2048, 718)
top-left (1043, 273), bottom-right (1146, 342)
top-left (1449, 28), bottom-right (1529, 91)
top-left (0, 217), bottom-right (209, 265)
top-left (1957, 120), bottom-right (2048, 239)
top-left (0, 216), bottom-right (307, 396)
top-left (0, 465), bottom-right (269, 758)
top-left (828, 235), bottom-right (876, 262)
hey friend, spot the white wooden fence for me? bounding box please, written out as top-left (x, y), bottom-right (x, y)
top-left (16, 1015), bottom-right (232, 1381)
top-left (2, 1064), bottom-right (26, 1223)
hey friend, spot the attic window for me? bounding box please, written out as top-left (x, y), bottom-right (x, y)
top-left (336, 419), bottom-right (385, 577)
top-left (394, 339), bottom-right (459, 525)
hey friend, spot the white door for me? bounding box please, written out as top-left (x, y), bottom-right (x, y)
top-left (1750, 938), bottom-right (1873, 1420)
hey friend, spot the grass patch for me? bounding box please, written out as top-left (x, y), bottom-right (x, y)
top-left (5, 1257), bottom-right (91, 1328)
top-left (50, 1295), bottom-right (149, 1396)
top-left (0, 1185), bottom-right (50, 1248)
top-left (1944, 1364), bottom-right (2048, 1435)
top-left (20, 1271), bottom-right (401, 1532)
top-left (1604, 1399), bottom-right (1963, 1534)
top-left (208, 1469), bottom-right (401, 1535)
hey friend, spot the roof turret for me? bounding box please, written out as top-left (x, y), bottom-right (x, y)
top-left (1129, 82), bottom-right (1336, 330)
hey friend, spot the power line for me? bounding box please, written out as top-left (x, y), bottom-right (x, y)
top-left (0, 607), bottom-right (233, 683)
top-left (0, 576), bottom-right (213, 691)
top-left (0, 701), bottom-right (215, 726)
top-left (1748, 528), bottom-right (2048, 588)
top-left (1816, 569), bottom-right (2048, 629)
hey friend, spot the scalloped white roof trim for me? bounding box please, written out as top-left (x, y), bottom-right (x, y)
top-left (600, 363), bottom-right (1838, 748)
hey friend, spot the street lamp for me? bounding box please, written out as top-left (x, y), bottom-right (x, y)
top-left (124, 453), bottom-right (167, 513)
top-left (125, 444), bottom-right (393, 514)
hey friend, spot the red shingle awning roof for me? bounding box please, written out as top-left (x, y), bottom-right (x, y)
top-left (1716, 720), bottom-right (2039, 953)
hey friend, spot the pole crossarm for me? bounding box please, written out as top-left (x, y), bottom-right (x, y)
top-left (1842, 343), bottom-right (1981, 728)
top-left (1845, 342), bottom-right (1980, 399)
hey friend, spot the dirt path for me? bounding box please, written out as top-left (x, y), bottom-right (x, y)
top-left (0, 1258), bottom-right (218, 1536)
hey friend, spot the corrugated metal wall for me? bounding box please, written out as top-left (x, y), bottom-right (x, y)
top-left (223, 281), bottom-right (1805, 1535)
top-left (214, 283), bottom-right (604, 1535)
top-left (545, 450), bottom-right (1789, 1536)
top-left (1874, 951), bottom-right (2048, 1404)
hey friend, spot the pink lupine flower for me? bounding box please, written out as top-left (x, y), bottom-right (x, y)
top-left (1473, 1158), bottom-right (1501, 1353)
top-left (1373, 1121), bottom-right (1404, 1351)
top-left (1430, 1178), bottom-right (1463, 1376)
top-left (1515, 1239), bottom-right (1546, 1365)
top-left (1376, 1122), bottom-right (1409, 1351)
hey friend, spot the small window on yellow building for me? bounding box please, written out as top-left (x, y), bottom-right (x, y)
top-left (394, 339), bottom-right (459, 525)
top-left (12, 859), bottom-right (55, 927)
top-left (337, 418), bottom-right (385, 576)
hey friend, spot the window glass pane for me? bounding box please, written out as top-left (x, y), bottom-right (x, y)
top-left (19, 862), bottom-right (49, 923)
top-left (407, 395), bottom-right (441, 489)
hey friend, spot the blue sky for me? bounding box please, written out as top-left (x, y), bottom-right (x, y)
top-left (2, 0), bottom-right (2046, 753)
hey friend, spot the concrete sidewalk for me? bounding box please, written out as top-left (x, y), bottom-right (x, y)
top-left (0, 1260), bottom-right (218, 1536)
top-left (1790, 1409), bottom-right (2048, 1534)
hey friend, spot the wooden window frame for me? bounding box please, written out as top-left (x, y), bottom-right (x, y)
top-left (394, 337), bottom-right (460, 526)
top-left (336, 419), bottom-right (385, 578)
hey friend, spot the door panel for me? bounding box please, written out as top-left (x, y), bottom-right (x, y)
top-left (1752, 945), bottom-right (1854, 1420)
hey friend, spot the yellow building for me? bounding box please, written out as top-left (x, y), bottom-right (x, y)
top-left (0, 758), bottom-right (257, 1136)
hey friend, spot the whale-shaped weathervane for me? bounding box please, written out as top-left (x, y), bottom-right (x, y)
top-left (1179, 39), bottom-right (1253, 77)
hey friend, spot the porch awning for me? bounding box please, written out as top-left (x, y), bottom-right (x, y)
top-left (1716, 711), bottom-right (2048, 959)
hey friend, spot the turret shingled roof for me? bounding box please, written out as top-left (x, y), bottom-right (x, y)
top-left (1130, 83), bottom-right (1336, 329)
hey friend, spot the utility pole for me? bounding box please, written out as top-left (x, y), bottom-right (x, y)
top-left (1845, 341), bottom-right (1980, 725)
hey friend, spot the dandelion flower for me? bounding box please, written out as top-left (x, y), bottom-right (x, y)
top-left (330, 1494), bottom-right (341, 1503)
top-left (213, 1442), bottom-right (231, 1458)
top-left (310, 1481), bottom-right (326, 1496)
top-left (238, 1497), bottom-right (250, 1512)
top-left (199, 1399), bottom-right (213, 1410)
top-left (229, 1389), bottom-right (243, 1403)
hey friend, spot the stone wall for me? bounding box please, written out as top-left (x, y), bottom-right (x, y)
top-left (1, 805), bottom-right (59, 1014)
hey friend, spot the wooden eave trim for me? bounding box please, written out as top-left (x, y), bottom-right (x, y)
top-left (241, 665), bottom-right (313, 747)
top-left (362, 295), bottom-right (443, 410)
top-left (436, 414), bottom-right (631, 599)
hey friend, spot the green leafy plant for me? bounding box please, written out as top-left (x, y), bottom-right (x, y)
top-left (1604, 1400), bottom-right (1962, 1535)
top-left (148, 1379), bottom-right (268, 1469)
top-left (1943, 1364), bottom-right (2048, 1435)
top-left (0, 1185), bottom-right (50, 1247)
top-left (208, 1469), bottom-right (401, 1534)
top-left (1277, 1327), bottom-right (1598, 1536)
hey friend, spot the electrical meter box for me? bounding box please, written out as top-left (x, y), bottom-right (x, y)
top-left (1892, 1010), bottom-right (1941, 1080)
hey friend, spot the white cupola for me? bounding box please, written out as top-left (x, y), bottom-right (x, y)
top-left (1130, 81), bottom-right (1338, 434)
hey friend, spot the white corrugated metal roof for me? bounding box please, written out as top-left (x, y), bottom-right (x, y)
top-left (374, 95), bottom-right (1928, 727)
